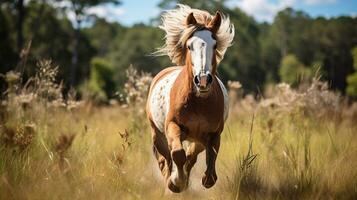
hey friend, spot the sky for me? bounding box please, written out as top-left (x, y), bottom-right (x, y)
top-left (85, 0), bottom-right (357, 26)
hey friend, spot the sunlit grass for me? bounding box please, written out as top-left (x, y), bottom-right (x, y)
top-left (0, 62), bottom-right (356, 199)
top-left (1, 103), bottom-right (355, 199)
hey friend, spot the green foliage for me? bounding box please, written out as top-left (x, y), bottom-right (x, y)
top-left (83, 18), bottom-right (125, 57)
top-left (352, 47), bottom-right (357, 70)
top-left (108, 24), bottom-right (171, 86)
top-left (0, 8), bottom-right (17, 73)
top-left (346, 73), bottom-right (357, 97)
top-left (346, 47), bottom-right (357, 97)
top-left (218, 8), bottom-right (263, 92)
top-left (86, 57), bottom-right (116, 101)
top-left (279, 54), bottom-right (311, 85)
top-left (1, 0), bottom-right (357, 95)
top-left (260, 8), bottom-right (357, 91)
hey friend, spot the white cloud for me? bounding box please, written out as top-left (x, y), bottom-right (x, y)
top-left (51, 1), bottom-right (124, 25)
top-left (87, 6), bottom-right (125, 22)
top-left (236, 0), bottom-right (295, 22)
top-left (303, 0), bottom-right (336, 5)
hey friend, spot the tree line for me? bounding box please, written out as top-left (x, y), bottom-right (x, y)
top-left (1, 0), bottom-right (357, 100)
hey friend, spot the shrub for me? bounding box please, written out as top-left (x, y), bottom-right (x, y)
top-left (346, 47), bottom-right (357, 97)
top-left (346, 73), bottom-right (357, 98)
top-left (123, 65), bottom-right (152, 106)
top-left (279, 54), bottom-right (311, 85)
top-left (84, 57), bottom-right (116, 102)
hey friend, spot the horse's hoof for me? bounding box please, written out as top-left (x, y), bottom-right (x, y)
top-left (202, 173), bottom-right (217, 188)
top-left (168, 180), bottom-right (182, 193)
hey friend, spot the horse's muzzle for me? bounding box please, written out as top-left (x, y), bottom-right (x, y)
top-left (194, 73), bottom-right (213, 92)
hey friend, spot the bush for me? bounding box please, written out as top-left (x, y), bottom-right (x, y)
top-left (346, 73), bottom-right (357, 97)
top-left (84, 58), bottom-right (116, 102)
top-left (346, 47), bottom-right (357, 98)
top-left (279, 54), bottom-right (311, 85)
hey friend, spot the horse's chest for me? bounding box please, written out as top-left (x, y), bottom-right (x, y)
top-left (178, 102), bottom-right (224, 137)
top-left (149, 69), bottom-right (229, 135)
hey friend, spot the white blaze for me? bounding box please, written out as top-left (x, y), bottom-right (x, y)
top-left (186, 30), bottom-right (216, 77)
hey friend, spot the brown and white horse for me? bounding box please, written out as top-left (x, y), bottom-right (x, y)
top-left (146, 4), bottom-right (234, 193)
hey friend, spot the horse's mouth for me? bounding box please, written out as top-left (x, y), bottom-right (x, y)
top-left (199, 88), bottom-right (210, 93)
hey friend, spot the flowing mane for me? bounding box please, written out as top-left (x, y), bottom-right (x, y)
top-left (155, 4), bottom-right (235, 65)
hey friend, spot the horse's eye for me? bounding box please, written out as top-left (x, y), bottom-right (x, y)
top-left (188, 44), bottom-right (193, 51)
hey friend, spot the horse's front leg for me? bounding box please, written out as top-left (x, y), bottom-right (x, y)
top-left (166, 122), bottom-right (187, 193)
top-left (202, 133), bottom-right (221, 188)
top-left (185, 142), bottom-right (205, 180)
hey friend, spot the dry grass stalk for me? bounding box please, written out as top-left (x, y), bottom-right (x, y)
top-left (123, 65), bottom-right (152, 106)
top-left (115, 129), bottom-right (132, 165)
top-left (55, 133), bottom-right (76, 172)
top-left (1, 59), bottom-right (82, 110)
top-left (0, 123), bottom-right (36, 151)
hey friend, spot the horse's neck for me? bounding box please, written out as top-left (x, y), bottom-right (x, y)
top-left (169, 64), bottom-right (193, 107)
top-left (177, 63), bottom-right (194, 97)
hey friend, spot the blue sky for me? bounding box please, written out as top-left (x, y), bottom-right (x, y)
top-left (86, 0), bottom-right (357, 26)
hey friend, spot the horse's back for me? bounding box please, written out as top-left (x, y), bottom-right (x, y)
top-left (146, 66), bottom-right (182, 132)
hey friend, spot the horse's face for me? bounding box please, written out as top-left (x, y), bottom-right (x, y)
top-left (186, 12), bottom-right (221, 95)
top-left (187, 30), bottom-right (216, 94)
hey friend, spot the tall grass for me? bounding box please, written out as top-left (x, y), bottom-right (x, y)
top-left (0, 63), bottom-right (356, 199)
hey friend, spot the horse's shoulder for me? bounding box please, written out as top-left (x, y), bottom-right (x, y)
top-left (150, 66), bottom-right (182, 89)
top-left (147, 66), bottom-right (183, 132)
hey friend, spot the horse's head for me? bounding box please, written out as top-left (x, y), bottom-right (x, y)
top-left (185, 12), bottom-right (222, 96)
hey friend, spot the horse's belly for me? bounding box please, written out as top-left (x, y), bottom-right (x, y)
top-left (149, 69), bottom-right (181, 132)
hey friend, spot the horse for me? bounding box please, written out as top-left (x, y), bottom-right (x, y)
top-left (146, 4), bottom-right (234, 193)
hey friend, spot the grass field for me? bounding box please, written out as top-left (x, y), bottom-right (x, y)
top-left (0, 63), bottom-right (356, 199)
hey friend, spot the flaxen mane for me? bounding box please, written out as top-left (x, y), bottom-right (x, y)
top-left (155, 4), bottom-right (235, 65)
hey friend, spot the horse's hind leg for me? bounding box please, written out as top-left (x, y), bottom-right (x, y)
top-left (151, 126), bottom-right (171, 180)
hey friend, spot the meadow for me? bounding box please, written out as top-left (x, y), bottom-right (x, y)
top-left (0, 61), bottom-right (356, 200)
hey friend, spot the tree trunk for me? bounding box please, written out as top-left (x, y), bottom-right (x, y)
top-left (70, 19), bottom-right (81, 86)
top-left (16, 0), bottom-right (24, 54)
top-left (30, 0), bottom-right (46, 42)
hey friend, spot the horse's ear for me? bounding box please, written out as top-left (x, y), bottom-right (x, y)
top-left (186, 12), bottom-right (197, 26)
top-left (208, 11), bottom-right (222, 34)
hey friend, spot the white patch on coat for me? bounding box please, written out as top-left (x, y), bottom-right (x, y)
top-left (149, 69), bottom-right (181, 132)
top-left (170, 162), bottom-right (179, 184)
top-left (186, 30), bottom-right (216, 77)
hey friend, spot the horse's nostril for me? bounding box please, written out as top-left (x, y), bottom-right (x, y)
top-left (207, 74), bottom-right (213, 84)
top-left (194, 75), bottom-right (200, 85)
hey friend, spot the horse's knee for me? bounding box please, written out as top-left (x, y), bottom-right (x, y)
top-left (171, 148), bottom-right (186, 167)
